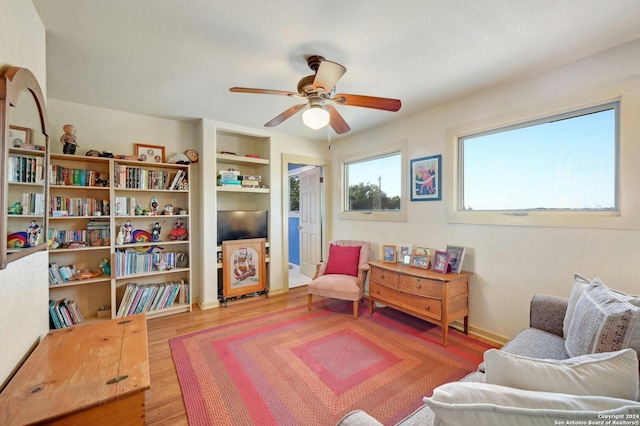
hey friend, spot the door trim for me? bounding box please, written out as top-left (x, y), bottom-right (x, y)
top-left (281, 154), bottom-right (331, 289)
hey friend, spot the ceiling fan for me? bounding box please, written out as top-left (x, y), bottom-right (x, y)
top-left (230, 55), bottom-right (401, 134)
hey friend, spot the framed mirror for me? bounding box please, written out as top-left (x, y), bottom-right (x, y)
top-left (1, 67), bottom-right (50, 269)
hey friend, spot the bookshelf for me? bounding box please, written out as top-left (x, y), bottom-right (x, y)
top-left (48, 154), bottom-right (192, 327)
top-left (215, 130), bottom-right (270, 304)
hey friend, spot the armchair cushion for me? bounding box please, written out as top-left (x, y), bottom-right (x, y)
top-left (484, 348), bottom-right (639, 400)
top-left (324, 244), bottom-right (362, 277)
top-left (423, 382), bottom-right (640, 426)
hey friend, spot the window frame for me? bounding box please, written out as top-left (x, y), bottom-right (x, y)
top-left (446, 98), bottom-right (624, 229)
top-left (340, 140), bottom-right (407, 222)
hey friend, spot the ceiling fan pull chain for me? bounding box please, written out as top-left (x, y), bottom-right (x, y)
top-left (327, 126), bottom-right (332, 150)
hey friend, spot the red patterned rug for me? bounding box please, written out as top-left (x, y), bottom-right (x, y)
top-left (170, 299), bottom-right (493, 425)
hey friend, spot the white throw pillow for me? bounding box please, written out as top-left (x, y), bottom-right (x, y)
top-left (562, 273), bottom-right (590, 338)
top-left (565, 280), bottom-right (640, 357)
top-left (484, 348), bottom-right (639, 400)
top-left (424, 382), bottom-right (640, 426)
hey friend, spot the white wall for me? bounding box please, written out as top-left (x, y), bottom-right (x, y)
top-left (330, 38), bottom-right (640, 342)
top-left (0, 0), bottom-right (49, 388)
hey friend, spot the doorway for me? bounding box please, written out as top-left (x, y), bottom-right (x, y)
top-left (283, 155), bottom-right (328, 289)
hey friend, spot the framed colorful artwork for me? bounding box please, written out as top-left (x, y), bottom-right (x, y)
top-left (382, 245), bottom-right (396, 263)
top-left (432, 250), bottom-right (450, 273)
top-left (410, 154), bottom-right (442, 201)
top-left (222, 238), bottom-right (266, 299)
top-left (135, 143), bottom-right (166, 163)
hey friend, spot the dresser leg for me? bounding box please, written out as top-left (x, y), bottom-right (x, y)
top-left (464, 316), bottom-right (469, 334)
top-left (442, 326), bottom-right (448, 347)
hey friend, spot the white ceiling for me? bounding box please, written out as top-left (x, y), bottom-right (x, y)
top-left (32, 0), bottom-right (640, 141)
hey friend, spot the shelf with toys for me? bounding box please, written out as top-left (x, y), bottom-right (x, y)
top-left (47, 153), bottom-right (192, 328)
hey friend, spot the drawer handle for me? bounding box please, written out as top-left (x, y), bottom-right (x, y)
top-left (425, 305), bottom-right (430, 311)
top-left (416, 283), bottom-right (421, 289)
top-left (376, 290), bottom-right (380, 294)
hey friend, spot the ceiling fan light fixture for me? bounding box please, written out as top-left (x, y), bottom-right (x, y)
top-left (302, 105), bottom-right (330, 129)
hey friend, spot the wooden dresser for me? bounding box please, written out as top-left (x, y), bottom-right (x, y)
top-left (368, 260), bottom-right (471, 346)
top-left (0, 314), bottom-right (150, 425)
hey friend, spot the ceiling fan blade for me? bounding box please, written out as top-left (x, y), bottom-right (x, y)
top-left (264, 104), bottom-right (308, 127)
top-left (332, 93), bottom-right (401, 111)
top-left (312, 60), bottom-right (346, 94)
top-left (230, 87), bottom-right (299, 97)
top-left (326, 105), bottom-right (351, 134)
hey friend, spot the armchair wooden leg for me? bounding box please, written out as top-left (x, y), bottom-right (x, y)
top-left (308, 294), bottom-right (313, 311)
top-left (353, 300), bottom-right (358, 319)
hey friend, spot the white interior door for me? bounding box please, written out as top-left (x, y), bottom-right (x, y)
top-left (299, 167), bottom-right (322, 277)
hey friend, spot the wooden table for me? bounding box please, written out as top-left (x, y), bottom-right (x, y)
top-left (368, 260), bottom-right (470, 346)
top-left (0, 314), bottom-right (150, 425)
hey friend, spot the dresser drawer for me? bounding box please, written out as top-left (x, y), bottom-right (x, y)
top-left (399, 275), bottom-right (441, 299)
top-left (371, 266), bottom-right (399, 288)
top-left (370, 281), bottom-right (441, 321)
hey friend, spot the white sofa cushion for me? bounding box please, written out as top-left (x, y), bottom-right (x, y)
top-left (424, 382), bottom-right (640, 426)
top-left (484, 348), bottom-right (639, 400)
top-left (565, 279), bottom-right (640, 357)
top-left (562, 273), bottom-right (590, 338)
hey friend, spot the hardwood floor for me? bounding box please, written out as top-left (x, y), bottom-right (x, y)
top-left (144, 286), bottom-right (309, 425)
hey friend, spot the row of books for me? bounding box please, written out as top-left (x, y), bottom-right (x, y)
top-left (116, 280), bottom-right (189, 317)
top-left (48, 262), bottom-right (77, 285)
top-left (49, 165), bottom-right (107, 187)
top-left (49, 228), bottom-right (111, 250)
top-left (49, 299), bottom-right (84, 329)
top-left (8, 154), bottom-right (45, 184)
top-left (114, 250), bottom-right (183, 277)
top-left (114, 196), bottom-right (142, 216)
top-left (49, 196), bottom-right (109, 216)
top-left (21, 192), bottom-right (45, 216)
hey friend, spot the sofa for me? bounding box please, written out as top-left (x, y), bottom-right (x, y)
top-left (338, 275), bottom-right (640, 425)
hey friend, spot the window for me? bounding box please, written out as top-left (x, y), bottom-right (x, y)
top-left (341, 141), bottom-right (407, 221)
top-left (289, 175), bottom-right (299, 212)
top-left (459, 102), bottom-right (618, 213)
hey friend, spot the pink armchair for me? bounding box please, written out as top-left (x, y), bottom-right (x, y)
top-left (307, 240), bottom-right (371, 319)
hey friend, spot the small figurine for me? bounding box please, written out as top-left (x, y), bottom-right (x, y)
top-left (150, 196), bottom-right (159, 215)
top-left (151, 221), bottom-right (163, 242)
top-left (115, 228), bottom-right (125, 245)
top-left (122, 220), bottom-right (133, 243)
top-left (60, 124), bottom-right (78, 155)
top-left (8, 200), bottom-right (22, 215)
top-left (135, 203), bottom-right (143, 216)
top-left (169, 218), bottom-right (188, 241)
top-left (163, 204), bottom-right (174, 215)
top-left (27, 221), bottom-right (41, 247)
top-left (99, 258), bottom-right (111, 276)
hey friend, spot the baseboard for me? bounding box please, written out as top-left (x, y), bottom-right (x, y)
top-left (449, 320), bottom-right (508, 346)
top-left (199, 300), bottom-right (221, 310)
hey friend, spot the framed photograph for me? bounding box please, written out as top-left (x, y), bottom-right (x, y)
top-left (397, 244), bottom-right (413, 263)
top-left (135, 143), bottom-right (166, 163)
top-left (409, 254), bottom-right (430, 269)
top-left (222, 238), bottom-right (266, 299)
top-left (446, 245), bottom-right (466, 274)
top-left (410, 154), bottom-right (442, 201)
top-left (403, 254), bottom-right (411, 265)
top-left (382, 245), bottom-right (397, 263)
top-left (432, 250), bottom-right (450, 273)
top-left (9, 125), bottom-right (31, 147)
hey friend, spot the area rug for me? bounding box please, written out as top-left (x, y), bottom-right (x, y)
top-left (170, 299), bottom-right (494, 425)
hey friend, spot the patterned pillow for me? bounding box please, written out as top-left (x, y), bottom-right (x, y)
top-left (565, 280), bottom-right (640, 357)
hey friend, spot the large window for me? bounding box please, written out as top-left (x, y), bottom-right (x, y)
top-left (459, 102), bottom-right (618, 213)
top-left (341, 141), bottom-right (407, 221)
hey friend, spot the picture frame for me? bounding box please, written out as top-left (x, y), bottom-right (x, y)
top-left (135, 143), bottom-right (166, 163)
top-left (222, 238), bottom-right (266, 299)
top-left (410, 154), bottom-right (442, 201)
top-left (9, 125), bottom-right (31, 147)
top-left (397, 243), bottom-right (413, 263)
top-left (432, 250), bottom-right (450, 273)
top-left (415, 246), bottom-right (434, 262)
top-left (382, 245), bottom-right (397, 263)
top-left (446, 245), bottom-right (466, 274)
top-left (409, 254), bottom-right (429, 269)
top-left (403, 254), bottom-right (411, 265)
